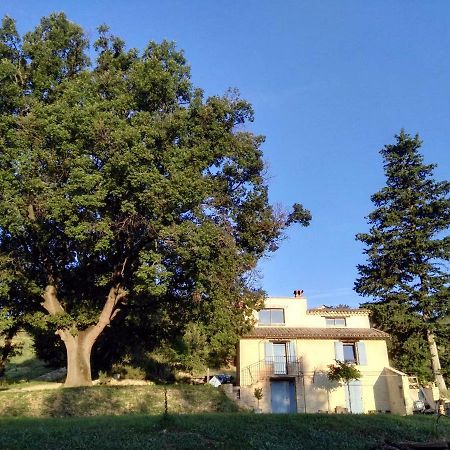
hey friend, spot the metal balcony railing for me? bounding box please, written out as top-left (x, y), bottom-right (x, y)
top-left (240, 356), bottom-right (303, 386)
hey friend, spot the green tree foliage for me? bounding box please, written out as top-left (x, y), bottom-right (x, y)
top-left (355, 131), bottom-right (450, 391)
top-left (0, 308), bottom-right (21, 377)
top-left (327, 360), bottom-right (361, 385)
top-left (0, 14), bottom-right (311, 386)
top-left (327, 361), bottom-right (362, 413)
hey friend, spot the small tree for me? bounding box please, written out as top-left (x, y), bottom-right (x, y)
top-left (254, 387), bottom-right (263, 412)
top-left (327, 361), bottom-right (362, 413)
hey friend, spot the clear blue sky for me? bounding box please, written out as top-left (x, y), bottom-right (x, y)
top-left (3, 1), bottom-right (450, 307)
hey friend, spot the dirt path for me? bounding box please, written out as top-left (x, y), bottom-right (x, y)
top-left (1, 382), bottom-right (63, 393)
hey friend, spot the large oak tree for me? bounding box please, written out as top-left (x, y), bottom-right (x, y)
top-left (0, 14), bottom-right (311, 386)
top-left (355, 131), bottom-right (449, 392)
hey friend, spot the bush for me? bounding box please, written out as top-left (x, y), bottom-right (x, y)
top-left (111, 364), bottom-right (146, 380)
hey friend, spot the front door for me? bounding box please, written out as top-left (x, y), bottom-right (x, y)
top-left (271, 380), bottom-right (297, 413)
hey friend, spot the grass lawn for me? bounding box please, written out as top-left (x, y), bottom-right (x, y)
top-left (2, 331), bottom-right (50, 382)
top-left (2, 333), bottom-right (449, 449)
top-left (0, 384), bottom-right (239, 417)
top-left (0, 413), bottom-right (449, 450)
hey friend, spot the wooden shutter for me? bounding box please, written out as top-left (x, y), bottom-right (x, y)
top-left (287, 341), bottom-right (297, 362)
top-left (356, 342), bottom-right (367, 365)
top-left (264, 341), bottom-right (273, 362)
top-left (346, 380), bottom-right (364, 413)
top-left (334, 341), bottom-right (344, 362)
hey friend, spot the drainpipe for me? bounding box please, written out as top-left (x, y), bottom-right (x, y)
top-left (296, 337), bottom-right (307, 413)
top-left (302, 372), bottom-right (307, 413)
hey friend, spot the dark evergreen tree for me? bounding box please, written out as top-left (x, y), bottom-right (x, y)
top-left (0, 14), bottom-right (310, 386)
top-left (355, 131), bottom-right (450, 392)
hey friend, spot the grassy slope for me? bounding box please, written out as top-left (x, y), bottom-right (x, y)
top-left (0, 414), bottom-right (449, 450)
top-left (0, 385), bottom-right (238, 417)
top-left (2, 331), bottom-right (49, 382)
top-left (2, 334), bottom-right (449, 449)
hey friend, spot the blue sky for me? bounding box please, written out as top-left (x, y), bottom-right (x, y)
top-left (3, 1), bottom-right (450, 307)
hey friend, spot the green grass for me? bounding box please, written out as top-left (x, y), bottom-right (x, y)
top-left (1, 334), bottom-right (448, 449)
top-left (2, 331), bottom-right (50, 382)
top-left (0, 384), bottom-right (239, 417)
top-left (0, 413), bottom-right (449, 450)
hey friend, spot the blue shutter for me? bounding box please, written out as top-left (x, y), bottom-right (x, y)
top-left (334, 341), bottom-right (344, 362)
top-left (356, 342), bottom-right (367, 365)
top-left (346, 380), bottom-right (364, 413)
top-left (264, 342), bottom-right (274, 362)
top-left (287, 341), bottom-right (297, 362)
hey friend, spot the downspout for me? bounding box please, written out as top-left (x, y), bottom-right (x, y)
top-left (296, 337), bottom-right (307, 413)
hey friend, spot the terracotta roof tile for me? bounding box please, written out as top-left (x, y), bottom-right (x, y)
top-left (243, 327), bottom-right (389, 340)
top-left (307, 308), bottom-right (370, 316)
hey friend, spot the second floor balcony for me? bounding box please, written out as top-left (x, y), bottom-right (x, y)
top-left (240, 356), bottom-right (303, 386)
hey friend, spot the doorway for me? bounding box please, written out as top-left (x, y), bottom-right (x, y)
top-left (271, 380), bottom-right (297, 413)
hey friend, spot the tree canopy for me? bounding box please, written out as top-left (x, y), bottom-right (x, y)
top-left (0, 13), bottom-right (311, 385)
top-left (355, 131), bottom-right (449, 390)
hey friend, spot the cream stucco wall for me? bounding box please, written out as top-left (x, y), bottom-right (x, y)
top-left (255, 296), bottom-right (370, 328)
top-left (238, 337), bottom-right (392, 413)
top-left (238, 296), bottom-right (411, 414)
top-left (239, 334), bottom-right (390, 376)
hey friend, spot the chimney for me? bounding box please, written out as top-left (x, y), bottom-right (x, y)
top-left (293, 289), bottom-right (304, 298)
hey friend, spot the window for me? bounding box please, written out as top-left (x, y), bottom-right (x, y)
top-left (259, 308), bottom-right (285, 325)
top-left (343, 343), bottom-right (357, 363)
top-left (325, 317), bottom-right (346, 327)
top-left (334, 341), bottom-right (368, 365)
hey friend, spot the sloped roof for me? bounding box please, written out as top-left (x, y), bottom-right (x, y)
top-left (243, 327), bottom-right (389, 340)
top-left (307, 308), bottom-right (370, 316)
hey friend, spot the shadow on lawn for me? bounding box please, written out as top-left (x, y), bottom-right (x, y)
top-left (41, 387), bottom-right (123, 417)
top-left (4, 356), bottom-right (49, 381)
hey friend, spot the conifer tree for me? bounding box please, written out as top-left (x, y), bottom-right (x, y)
top-left (355, 131), bottom-right (450, 392)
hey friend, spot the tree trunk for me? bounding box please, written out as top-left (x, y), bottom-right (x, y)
top-left (347, 383), bottom-right (352, 413)
top-left (426, 329), bottom-right (447, 393)
top-left (41, 284), bottom-right (127, 388)
top-left (60, 330), bottom-right (95, 387)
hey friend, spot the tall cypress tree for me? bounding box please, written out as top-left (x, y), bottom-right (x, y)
top-left (355, 131), bottom-right (450, 392)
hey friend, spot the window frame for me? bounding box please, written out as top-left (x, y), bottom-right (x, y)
top-left (325, 317), bottom-right (347, 327)
top-left (335, 341), bottom-right (368, 366)
top-left (342, 342), bottom-right (357, 363)
top-left (258, 308), bottom-right (285, 326)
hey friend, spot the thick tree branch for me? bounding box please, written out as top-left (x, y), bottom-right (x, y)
top-left (41, 285), bottom-right (65, 315)
top-left (86, 284), bottom-right (127, 343)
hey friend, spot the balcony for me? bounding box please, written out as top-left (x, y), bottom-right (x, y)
top-left (240, 356), bottom-right (303, 386)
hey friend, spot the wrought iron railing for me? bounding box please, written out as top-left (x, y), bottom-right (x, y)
top-left (240, 356), bottom-right (303, 386)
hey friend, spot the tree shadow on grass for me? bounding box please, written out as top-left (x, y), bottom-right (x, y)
top-left (176, 384), bottom-right (239, 414)
top-left (41, 386), bottom-right (124, 417)
top-left (4, 356), bottom-right (49, 381)
top-left (134, 388), bottom-right (168, 415)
